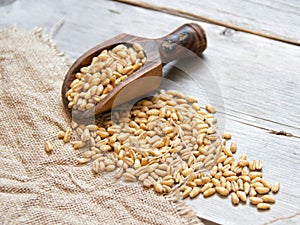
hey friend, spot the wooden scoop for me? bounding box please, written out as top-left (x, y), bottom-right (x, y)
top-left (62, 23), bottom-right (207, 119)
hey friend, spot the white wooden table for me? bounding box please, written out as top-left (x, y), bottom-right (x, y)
top-left (1, 0), bottom-right (299, 224)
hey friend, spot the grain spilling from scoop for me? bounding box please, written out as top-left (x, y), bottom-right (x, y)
top-left (59, 89), bottom-right (280, 211)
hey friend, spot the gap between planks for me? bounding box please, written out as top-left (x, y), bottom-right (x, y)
top-left (113, 0), bottom-right (300, 46)
top-left (219, 111), bottom-right (300, 139)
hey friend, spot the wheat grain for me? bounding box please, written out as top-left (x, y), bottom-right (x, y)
top-left (44, 141), bottom-right (53, 153)
top-left (203, 188), bottom-right (215, 197)
top-left (272, 182), bottom-right (280, 193)
top-left (250, 197), bottom-right (263, 205)
top-left (257, 203), bottom-right (270, 210)
top-left (231, 192), bottom-right (239, 205)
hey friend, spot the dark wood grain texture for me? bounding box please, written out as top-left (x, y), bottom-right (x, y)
top-left (157, 23), bottom-right (207, 64)
top-left (62, 23), bottom-right (207, 119)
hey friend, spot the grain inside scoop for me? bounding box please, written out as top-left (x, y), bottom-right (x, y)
top-left (62, 23), bottom-right (207, 118)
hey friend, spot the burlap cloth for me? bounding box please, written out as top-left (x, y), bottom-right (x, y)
top-left (0, 28), bottom-right (203, 225)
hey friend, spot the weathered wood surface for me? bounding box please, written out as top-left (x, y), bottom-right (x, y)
top-left (1, 0), bottom-right (299, 224)
top-left (115, 0), bottom-right (300, 45)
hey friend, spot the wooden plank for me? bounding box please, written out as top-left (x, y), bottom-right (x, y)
top-left (114, 0), bottom-right (300, 45)
top-left (1, 0), bottom-right (300, 224)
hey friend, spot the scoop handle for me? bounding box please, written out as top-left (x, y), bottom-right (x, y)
top-left (156, 23), bottom-right (207, 64)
